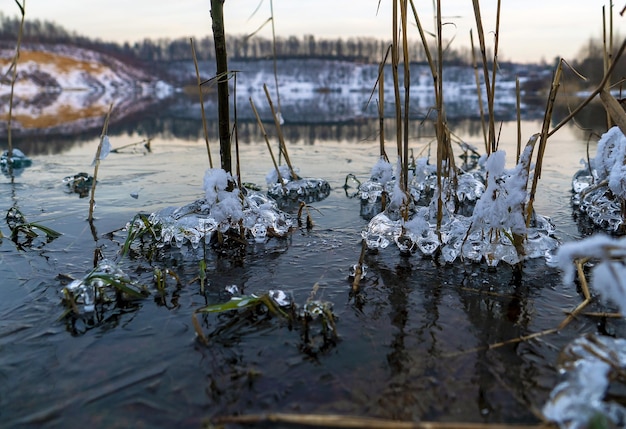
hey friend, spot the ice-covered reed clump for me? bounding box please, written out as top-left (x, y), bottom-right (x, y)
top-left (572, 126), bottom-right (626, 234)
top-left (266, 164), bottom-right (330, 204)
top-left (358, 156), bottom-right (484, 218)
top-left (363, 148), bottom-right (559, 266)
top-left (543, 333), bottom-right (626, 429)
top-left (132, 168), bottom-right (295, 250)
top-left (543, 233), bottom-right (626, 427)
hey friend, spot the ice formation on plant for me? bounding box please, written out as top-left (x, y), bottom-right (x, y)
top-left (128, 168), bottom-right (295, 252)
top-left (572, 126), bottom-right (626, 233)
top-left (554, 233), bottom-right (626, 314)
top-left (362, 149), bottom-right (559, 266)
top-left (543, 334), bottom-right (626, 429)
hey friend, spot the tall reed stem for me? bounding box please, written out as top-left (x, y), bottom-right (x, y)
top-left (211, 0), bottom-right (232, 173)
top-left (7, 0), bottom-right (26, 160)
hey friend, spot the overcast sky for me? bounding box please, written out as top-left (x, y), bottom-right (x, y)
top-left (9, 1), bottom-right (622, 63)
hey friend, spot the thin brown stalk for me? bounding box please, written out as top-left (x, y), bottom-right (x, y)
top-left (471, 0), bottom-right (496, 153)
top-left (401, 0), bottom-right (410, 193)
top-left (210, 0), bottom-right (231, 173)
top-left (516, 77), bottom-right (521, 162)
top-left (88, 103), bottom-right (114, 223)
top-left (7, 0), bottom-right (26, 160)
top-left (526, 62), bottom-right (562, 227)
top-left (408, 0), bottom-right (436, 89)
top-left (470, 29), bottom-right (488, 153)
top-left (548, 38), bottom-right (626, 138)
top-left (351, 240), bottom-right (368, 293)
top-left (213, 412), bottom-right (551, 429)
top-left (602, 6), bottom-right (612, 129)
top-left (190, 38), bottom-right (213, 168)
top-left (233, 73), bottom-right (242, 189)
top-left (378, 65), bottom-right (387, 159)
top-left (391, 0), bottom-right (402, 161)
top-left (249, 98), bottom-right (285, 188)
top-left (489, 0), bottom-right (502, 152)
top-left (263, 84), bottom-right (298, 180)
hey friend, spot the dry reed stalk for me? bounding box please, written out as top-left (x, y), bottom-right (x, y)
top-left (351, 239), bottom-right (368, 293)
top-left (516, 77), bottom-right (521, 162)
top-left (489, 0), bottom-right (502, 150)
top-left (400, 0), bottom-right (410, 192)
top-left (525, 62), bottom-right (562, 227)
top-left (88, 103), bottom-right (114, 223)
top-left (470, 29), bottom-right (488, 153)
top-left (210, 0), bottom-right (231, 173)
top-left (7, 0), bottom-right (26, 160)
top-left (213, 412), bottom-right (551, 429)
top-left (263, 84), bottom-right (298, 180)
top-left (189, 38), bottom-right (213, 168)
top-left (391, 0), bottom-right (402, 163)
top-left (471, 0), bottom-right (496, 153)
top-left (548, 38), bottom-right (626, 138)
top-left (602, 5), bottom-right (613, 129)
top-left (249, 97), bottom-right (285, 189)
top-left (378, 63), bottom-right (387, 159)
top-left (558, 258), bottom-right (592, 330)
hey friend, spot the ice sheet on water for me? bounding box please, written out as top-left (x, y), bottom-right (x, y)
top-left (543, 333), bottom-right (626, 429)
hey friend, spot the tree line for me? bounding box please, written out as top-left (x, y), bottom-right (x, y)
top-left (0, 13), bottom-right (623, 88)
top-left (0, 13), bottom-right (472, 65)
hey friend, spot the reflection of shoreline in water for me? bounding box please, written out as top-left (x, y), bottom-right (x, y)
top-left (7, 92), bottom-right (610, 156)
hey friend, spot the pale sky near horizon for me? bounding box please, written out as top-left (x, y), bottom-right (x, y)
top-left (6, 1), bottom-right (624, 63)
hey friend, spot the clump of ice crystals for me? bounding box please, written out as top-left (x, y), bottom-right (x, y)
top-left (65, 259), bottom-right (133, 313)
top-left (362, 151), bottom-right (559, 265)
top-left (572, 127), bottom-right (626, 233)
top-left (136, 169), bottom-right (294, 249)
top-left (543, 333), bottom-right (626, 429)
top-left (266, 165), bottom-right (331, 203)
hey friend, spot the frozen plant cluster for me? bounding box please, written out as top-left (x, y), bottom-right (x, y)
top-left (362, 149), bottom-right (559, 266)
top-left (358, 156), bottom-right (485, 218)
top-left (571, 126), bottom-right (626, 233)
top-left (266, 164), bottom-right (331, 203)
top-left (138, 168), bottom-right (295, 250)
top-left (543, 333), bottom-right (626, 429)
top-left (65, 259), bottom-right (137, 313)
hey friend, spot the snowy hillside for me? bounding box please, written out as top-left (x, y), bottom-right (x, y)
top-left (0, 44), bottom-right (172, 134)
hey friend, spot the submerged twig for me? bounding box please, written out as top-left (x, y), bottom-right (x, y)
top-left (213, 412), bottom-right (551, 429)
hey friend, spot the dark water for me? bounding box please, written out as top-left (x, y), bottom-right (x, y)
top-left (1, 111), bottom-right (623, 428)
